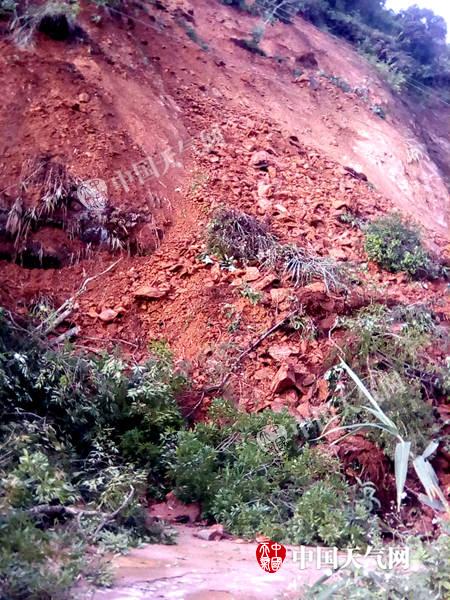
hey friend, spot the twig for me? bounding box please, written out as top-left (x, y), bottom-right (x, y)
top-left (27, 504), bottom-right (104, 518)
top-left (35, 259), bottom-right (122, 334)
top-left (187, 309), bottom-right (299, 417)
top-left (80, 335), bottom-right (139, 349)
top-left (93, 485), bottom-right (135, 536)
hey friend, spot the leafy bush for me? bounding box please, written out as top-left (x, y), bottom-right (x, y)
top-left (0, 513), bottom-right (110, 600)
top-left (170, 399), bottom-right (379, 547)
top-left (0, 309), bottom-right (185, 598)
top-left (364, 213), bottom-right (432, 276)
top-left (288, 480), bottom-right (378, 548)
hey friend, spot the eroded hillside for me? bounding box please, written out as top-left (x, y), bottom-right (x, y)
top-left (0, 0), bottom-right (449, 575)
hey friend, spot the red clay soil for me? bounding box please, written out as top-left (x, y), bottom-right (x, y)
top-left (0, 0), bottom-right (449, 524)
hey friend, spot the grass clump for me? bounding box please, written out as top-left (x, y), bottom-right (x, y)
top-left (170, 399), bottom-right (379, 548)
top-left (207, 208), bottom-right (276, 261)
top-left (364, 213), bottom-right (433, 277)
top-left (207, 209), bottom-right (345, 290)
top-left (279, 244), bottom-right (345, 291)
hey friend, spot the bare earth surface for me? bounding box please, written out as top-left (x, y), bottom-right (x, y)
top-left (90, 526), bottom-right (341, 599)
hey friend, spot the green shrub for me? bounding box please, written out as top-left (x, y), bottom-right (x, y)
top-left (2, 449), bottom-right (77, 509)
top-left (170, 399), bottom-right (379, 547)
top-left (288, 481), bottom-right (377, 548)
top-left (0, 513), bottom-right (108, 600)
top-left (364, 213), bottom-right (432, 276)
top-left (0, 309), bottom-right (185, 598)
top-left (171, 432), bottom-right (217, 504)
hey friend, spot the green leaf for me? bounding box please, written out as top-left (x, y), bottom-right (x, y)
top-left (340, 360), bottom-right (399, 434)
top-left (413, 455), bottom-right (448, 510)
top-left (394, 441), bottom-right (411, 511)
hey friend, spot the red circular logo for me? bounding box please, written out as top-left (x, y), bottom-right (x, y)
top-left (256, 540), bottom-right (287, 573)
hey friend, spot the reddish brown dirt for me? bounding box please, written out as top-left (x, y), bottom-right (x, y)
top-left (0, 0), bottom-right (449, 513)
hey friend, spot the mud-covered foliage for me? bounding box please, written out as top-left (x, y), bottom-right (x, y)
top-left (0, 155), bottom-right (156, 266)
top-left (364, 213), bottom-right (434, 277)
top-left (170, 398), bottom-right (380, 548)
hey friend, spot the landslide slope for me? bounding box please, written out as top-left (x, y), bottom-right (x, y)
top-left (0, 0), bottom-right (449, 424)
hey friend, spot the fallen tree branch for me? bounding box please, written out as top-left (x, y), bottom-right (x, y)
top-left (42, 307), bottom-right (74, 336)
top-left (187, 308), bottom-right (300, 418)
top-left (35, 258), bottom-right (123, 334)
top-left (48, 326), bottom-right (80, 346)
top-left (94, 485), bottom-right (135, 536)
top-left (25, 485), bottom-right (135, 537)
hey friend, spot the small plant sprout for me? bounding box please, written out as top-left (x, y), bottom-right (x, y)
top-left (240, 285), bottom-right (262, 305)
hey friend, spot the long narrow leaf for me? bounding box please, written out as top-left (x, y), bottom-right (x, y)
top-left (394, 441), bottom-right (411, 511)
top-left (417, 493), bottom-right (446, 512)
top-left (340, 360), bottom-right (399, 434)
top-left (312, 422), bottom-right (394, 443)
top-left (421, 441), bottom-right (439, 460)
top-left (413, 455), bottom-right (449, 509)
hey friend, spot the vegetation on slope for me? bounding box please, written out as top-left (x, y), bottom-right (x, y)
top-left (228, 0), bottom-right (450, 96)
top-left (0, 308), bottom-right (381, 597)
